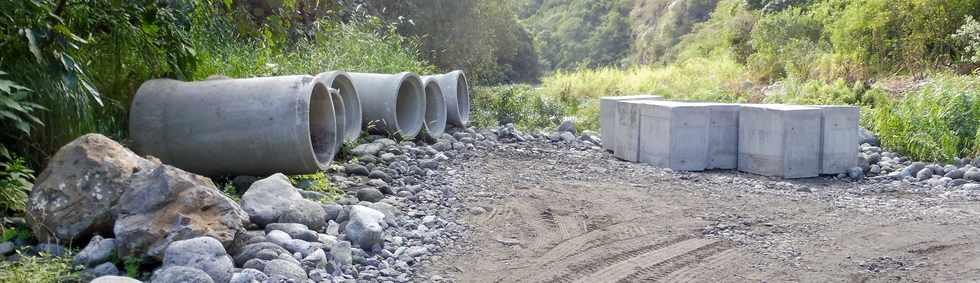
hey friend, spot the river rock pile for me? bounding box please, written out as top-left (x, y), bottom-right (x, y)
top-left (6, 124), bottom-right (546, 282)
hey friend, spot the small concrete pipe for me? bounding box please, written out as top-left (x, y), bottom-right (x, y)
top-left (423, 70), bottom-right (470, 127)
top-left (348, 72), bottom-right (425, 138)
top-left (316, 71), bottom-right (362, 142)
top-left (420, 77), bottom-right (448, 137)
top-left (130, 75), bottom-right (339, 176)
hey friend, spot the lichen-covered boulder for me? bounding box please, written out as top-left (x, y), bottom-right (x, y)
top-left (113, 165), bottom-right (248, 260)
top-left (27, 134), bottom-right (154, 245)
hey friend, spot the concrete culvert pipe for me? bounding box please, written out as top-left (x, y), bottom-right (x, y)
top-left (130, 75), bottom-right (339, 176)
top-left (348, 72), bottom-right (425, 139)
top-left (423, 70), bottom-right (470, 127)
top-left (316, 71), bottom-right (362, 142)
top-left (420, 77), bottom-right (448, 138)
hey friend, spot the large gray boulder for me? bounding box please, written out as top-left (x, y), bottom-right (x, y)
top-left (161, 237), bottom-right (233, 283)
top-left (25, 134), bottom-right (248, 258)
top-left (151, 266), bottom-right (215, 283)
top-left (345, 205), bottom-right (386, 249)
top-left (27, 134), bottom-right (155, 245)
top-left (114, 164), bottom-right (248, 260)
top-left (240, 174), bottom-right (326, 230)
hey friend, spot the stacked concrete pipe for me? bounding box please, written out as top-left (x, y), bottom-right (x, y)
top-left (419, 76), bottom-right (448, 138)
top-left (130, 75), bottom-right (339, 176)
top-left (423, 70), bottom-right (470, 127)
top-left (316, 71), bottom-right (361, 142)
top-left (348, 72), bottom-right (425, 139)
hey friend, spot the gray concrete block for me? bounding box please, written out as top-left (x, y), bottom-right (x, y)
top-left (636, 101), bottom-right (712, 171)
top-left (705, 104), bottom-right (741, 170)
top-left (600, 95), bottom-right (663, 152)
top-left (738, 105), bottom-right (822, 178)
top-left (817, 105), bottom-right (860, 175)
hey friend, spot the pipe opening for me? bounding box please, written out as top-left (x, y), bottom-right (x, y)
top-left (424, 81), bottom-right (447, 135)
top-left (329, 90), bottom-right (346, 156)
top-left (395, 79), bottom-right (424, 136)
top-left (456, 73), bottom-right (471, 124)
top-left (309, 83), bottom-right (337, 165)
top-left (332, 75), bottom-right (361, 140)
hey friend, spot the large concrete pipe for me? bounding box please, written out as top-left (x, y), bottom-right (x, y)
top-left (130, 75), bottom-right (339, 176)
top-left (328, 88), bottom-right (346, 157)
top-left (316, 71), bottom-right (362, 142)
top-left (348, 72), bottom-right (425, 138)
top-left (423, 70), bottom-right (470, 127)
top-left (420, 77), bottom-right (448, 137)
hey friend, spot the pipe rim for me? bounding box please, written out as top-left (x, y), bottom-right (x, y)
top-left (451, 70), bottom-right (471, 126)
top-left (394, 73), bottom-right (425, 138)
top-left (329, 89), bottom-right (346, 158)
top-left (421, 78), bottom-right (448, 137)
top-left (316, 71), bottom-right (362, 142)
top-left (308, 80), bottom-right (339, 171)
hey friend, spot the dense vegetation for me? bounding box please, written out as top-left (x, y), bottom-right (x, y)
top-left (2, 0), bottom-right (980, 215)
top-left (476, 0), bottom-right (980, 164)
top-left (0, 0), bottom-right (437, 214)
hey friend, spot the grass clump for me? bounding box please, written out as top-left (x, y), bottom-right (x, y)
top-left (471, 54), bottom-right (749, 132)
top-left (0, 251), bottom-right (83, 283)
top-left (290, 172), bottom-right (344, 204)
top-left (470, 85), bottom-right (565, 130)
top-left (870, 74), bottom-right (980, 162)
top-left (0, 151), bottom-right (35, 214)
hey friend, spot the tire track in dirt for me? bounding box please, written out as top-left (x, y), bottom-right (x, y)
top-left (568, 238), bottom-right (724, 283)
top-left (661, 248), bottom-right (755, 282)
top-left (534, 221), bottom-right (654, 265)
top-left (541, 236), bottom-right (695, 283)
top-left (619, 240), bottom-right (733, 282)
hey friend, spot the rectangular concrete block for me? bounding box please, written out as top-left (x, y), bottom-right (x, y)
top-left (738, 105), bottom-right (822, 178)
top-left (817, 105), bottom-right (860, 175)
top-left (600, 95), bottom-right (663, 152)
top-left (636, 101), bottom-right (712, 171)
top-left (705, 104), bottom-right (741, 170)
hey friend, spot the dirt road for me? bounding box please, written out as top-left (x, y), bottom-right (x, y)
top-left (430, 142), bottom-right (980, 282)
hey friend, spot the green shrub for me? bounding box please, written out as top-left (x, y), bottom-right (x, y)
top-left (0, 150), bottom-right (34, 214)
top-left (747, 7), bottom-right (825, 81)
top-left (952, 15), bottom-right (980, 65)
top-left (0, 251), bottom-right (82, 283)
top-left (870, 74), bottom-right (980, 162)
top-left (1, 225), bottom-right (32, 243)
top-left (470, 85), bottom-right (565, 130)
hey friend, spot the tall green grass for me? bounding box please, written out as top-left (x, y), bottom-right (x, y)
top-left (870, 74), bottom-right (980, 162)
top-left (191, 17), bottom-right (435, 79)
top-left (470, 85), bottom-right (565, 130)
top-left (521, 54), bottom-right (750, 130)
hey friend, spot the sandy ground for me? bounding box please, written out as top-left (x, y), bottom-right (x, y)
top-left (429, 141), bottom-right (980, 282)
